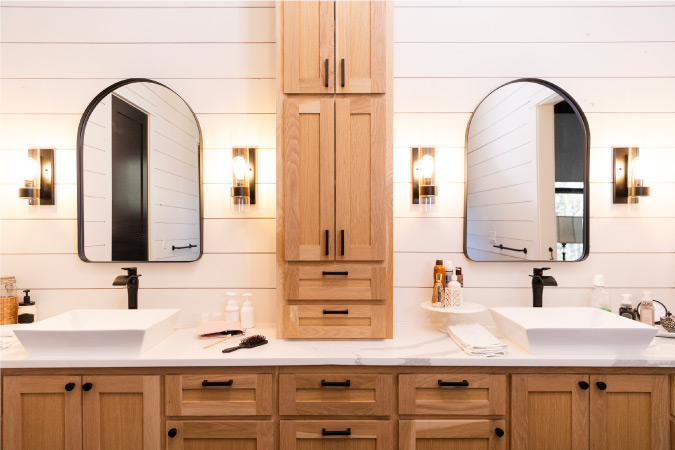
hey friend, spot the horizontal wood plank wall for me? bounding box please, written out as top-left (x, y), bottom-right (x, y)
top-left (1, 2), bottom-right (674, 327)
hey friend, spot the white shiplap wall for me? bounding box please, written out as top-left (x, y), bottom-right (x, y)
top-left (1, 2), bottom-right (674, 327)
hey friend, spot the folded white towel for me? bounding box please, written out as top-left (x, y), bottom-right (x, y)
top-left (448, 323), bottom-right (506, 357)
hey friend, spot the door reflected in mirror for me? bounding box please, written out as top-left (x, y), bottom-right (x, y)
top-left (77, 79), bottom-right (202, 262)
top-left (464, 79), bottom-right (589, 262)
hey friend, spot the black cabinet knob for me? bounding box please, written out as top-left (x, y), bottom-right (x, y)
top-left (578, 381), bottom-right (589, 390)
top-left (65, 382), bottom-right (76, 391)
top-left (596, 381), bottom-right (607, 390)
top-left (82, 382), bottom-right (93, 391)
top-left (168, 428), bottom-right (177, 438)
top-left (495, 428), bottom-right (505, 437)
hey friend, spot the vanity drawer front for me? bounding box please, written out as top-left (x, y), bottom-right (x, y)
top-left (399, 419), bottom-right (507, 450)
top-left (285, 264), bottom-right (386, 300)
top-left (280, 420), bottom-right (393, 450)
top-left (399, 373), bottom-right (507, 415)
top-left (283, 304), bottom-right (386, 339)
top-left (165, 373), bottom-right (273, 416)
top-left (166, 420), bottom-right (274, 450)
top-left (279, 373), bottom-right (393, 416)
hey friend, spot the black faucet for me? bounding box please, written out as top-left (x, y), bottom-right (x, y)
top-left (530, 267), bottom-right (557, 308)
top-left (113, 267), bottom-right (141, 309)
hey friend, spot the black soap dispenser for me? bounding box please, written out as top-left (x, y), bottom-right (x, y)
top-left (17, 289), bottom-right (36, 324)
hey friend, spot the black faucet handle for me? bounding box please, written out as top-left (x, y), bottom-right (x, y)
top-left (121, 267), bottom-right (139, 276)
top-left (533, 267), bottom-right (551, 276)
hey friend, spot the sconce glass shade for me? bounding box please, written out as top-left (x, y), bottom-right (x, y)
top-left (413, 147), bottom-right (438, 212)
top-left (613, 147), bottom-right (650, 204)
top-left (21, 155), bottom-right (39, 183)
top-left (18, 149), bottom-right (54, 205)
top-left (231, 147), bottom-right (252, 213)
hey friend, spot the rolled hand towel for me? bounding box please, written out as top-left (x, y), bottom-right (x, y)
top-left (448, 323), bottom-right (506, 357)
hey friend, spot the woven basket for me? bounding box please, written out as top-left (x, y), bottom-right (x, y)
top-left (0, 296), bottom-right (18, 325)
top-left (661, 314), bottom-right (675, 333)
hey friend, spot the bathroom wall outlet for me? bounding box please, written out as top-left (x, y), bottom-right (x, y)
top-left (489, 231), bottom-right (497, 244)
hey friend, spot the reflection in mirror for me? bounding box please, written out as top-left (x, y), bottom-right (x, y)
top-left (464, 79), bottom-right (589, 262)
top-left (78, 80), bottom-right (202, 262)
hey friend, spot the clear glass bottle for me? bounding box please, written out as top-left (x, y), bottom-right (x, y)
top-left (590, 274), bottom-right (611, 312)
top-left (431, 273), bottom-right (444, 307)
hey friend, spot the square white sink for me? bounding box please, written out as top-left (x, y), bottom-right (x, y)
top-left (14, 309), bottom-right (180, 358)
top-left (490, 307), bottom-right (657, 356)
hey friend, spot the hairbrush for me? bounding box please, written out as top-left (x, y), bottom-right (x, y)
top-left (222, 335), bottom-right (268, 353)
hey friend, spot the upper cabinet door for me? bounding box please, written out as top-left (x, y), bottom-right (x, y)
top-left (283, 1), bottom-right (335, 94)
top-left (335, 96), bottom-right (386, 261)
top-left (336, 1), bottom-right (387, 94)
top-left (284, 98), bottom-right (335, 261)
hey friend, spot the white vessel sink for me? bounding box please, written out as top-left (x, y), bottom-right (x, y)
top-left (14, 309), bottom-right (180, 358)
top-left (490, 307), bottom-right (657, 356)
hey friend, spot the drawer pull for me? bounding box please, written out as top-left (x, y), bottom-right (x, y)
top-left (322, 428), bottom-right (351, 436)
top-left (322, 271), bottom-right (349, 276)
top-left (323, 309), bottom-right (349, 315)
top-left (82, 382), bottom-right (93, 391)
top-left (438, 379), bottom-right (469, 387)
top-left (168, 428), bottom-right (177, 438)
top-left (495, 428), bottom-right (505, 438)
top-left (202, 379), bottom-right (233, 387)
top-left (596, 381), bottom-right (607, 390)
top-left (321, 379), bottom-right (351, 387)
top-left (65, 382), bottom-right (76, 392)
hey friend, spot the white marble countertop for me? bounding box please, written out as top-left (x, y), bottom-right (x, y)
top-left (2, 322), bottom-right (675, 369)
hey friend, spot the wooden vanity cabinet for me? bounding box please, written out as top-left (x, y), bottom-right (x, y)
top-left (282, 1), bottom-right (386, 94)
top-left (511, 374), bottom-right (670, 450)
top-left (2, 374), bottom-right (161, 450)
top-left (399, 419), bottom-right (507, 450)
top-left (166, 420), bottom-right (274, 450)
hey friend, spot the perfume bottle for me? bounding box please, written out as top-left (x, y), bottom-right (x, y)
top-left (431, 272), bottom-right (444, 307)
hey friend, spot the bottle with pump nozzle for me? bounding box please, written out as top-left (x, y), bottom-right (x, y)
top-left (590, 274), bottom-right (611, 312)
top-left (619, 294), bottom-right (636, 320)
top-left (639, 291), bottom-right (655, 326)
top-left (17, 289), bottom-right (36, 324)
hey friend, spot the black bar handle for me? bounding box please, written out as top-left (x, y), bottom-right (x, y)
top-left (321, 379), bottom-right (351, 387)
top-left (322, 271), bottom-right (348, 276)
top-left (172, 243), bottom-right (197, 251)
top-left (202, 380), bottom-right (233, 387)
top-left (82, 382), bottom-right (93, 391)
top-left (323, 309), bottom-right (349, 315)
top-left (340, 59), bottom-right (345, 87)
top-left (65, 382), bottom-right (76, 392)
top-left (438, 379), bottom-right (469, 387)
top-left (325, 59), bottom-right (329, 88)
top-left (322, 428), bottom-right (351, 436)
top-left (340, 230), bottom-right (345, 256)
top-left (493, 244), bottom-right (527, 254)
top-left (325, 230), bottom-right (329, 256)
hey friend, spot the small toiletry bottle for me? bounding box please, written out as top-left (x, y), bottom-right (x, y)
top-left (590, 274), bottom-right (611, 312)
top-left (240, 293), bottom-right (255, 329)
top-left (431, 273), bottom-right (444, 307)
top-left (619, 294), bottom-right (635, 320)
top-left (448, 274), bottom-right (463, 308)
top-left (444, 259), bottom-right (453, 287)
top-left (17, 289), bottom-right (36, 324)
top-left (434, 260), bottom-right (445, 287)
top-left (225, 298), bottom-right (240, 323)
top-left (0, 276), bottom-right (18, 325)
top-left (455, 267), bottom-right (464, 287)
top-left (639, 291), bottom-right (655, 326)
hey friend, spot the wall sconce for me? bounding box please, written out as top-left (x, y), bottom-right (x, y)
top-left (412, 146), bottom-right (438, 212)
top-left (613, 147), bottom-right (650, 204)
top-left (230, 147), bottom-right (256, 213)
top-left (18, 148), bottom-right (55, 205)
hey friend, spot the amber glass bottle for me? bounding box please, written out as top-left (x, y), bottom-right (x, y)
top-left (434, 260), bottom-right (445, 287)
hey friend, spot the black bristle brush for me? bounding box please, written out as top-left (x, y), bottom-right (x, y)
top-left (222, 335), bottom-right (268, 353)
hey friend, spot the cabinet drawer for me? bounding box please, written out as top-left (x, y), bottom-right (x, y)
top-left (281, 420), bottom-right (393, 450)
top-left (283, 304), bottom-right (386, 339)
top-left (285, 264), bottom-right (385, 300)
top-left (279, 373), bottom-right (393, 416)
top-left (166, 420), bottom-right (274, 450)
top-left (399, 373), bottom-right (507, 415)
top-left (400, 420), bottom-right (507, 450)
top-left (165, 373), bottom-right (273, 416)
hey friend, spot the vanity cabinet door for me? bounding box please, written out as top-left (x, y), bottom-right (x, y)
top-left (335, 1), bottom-right (387, 94)
top-left (283, 1), bottom-right (334, 94)
top-left (335, 96), bottom-right (387, 261)
top-left (281, 420), bottom-right (392, 450)
top-left (283, 97), bottom-right (335, 261)
top-left (511, 374), bottom-right (590, 450)
top-left (3, 375), bottom-right (83, 450)
top-left (82, 375), bottom-right (161, 450)
top-left (399, 419), bottom-right (507, 450)
top-left (166, 421), bottom-right (274, 450)
top-left (590, 375), bottom-right (669, 450)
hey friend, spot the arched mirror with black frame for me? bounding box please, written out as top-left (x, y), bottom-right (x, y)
top-left (77, 78), bottom-right (203, 262)
top-left (464, 78), bottom-right (590, 262)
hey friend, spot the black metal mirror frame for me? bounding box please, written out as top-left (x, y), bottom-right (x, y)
top-left (463, 78), bottom-right (590, 262)
top-left (76, 78), bottom-right (204, 263)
